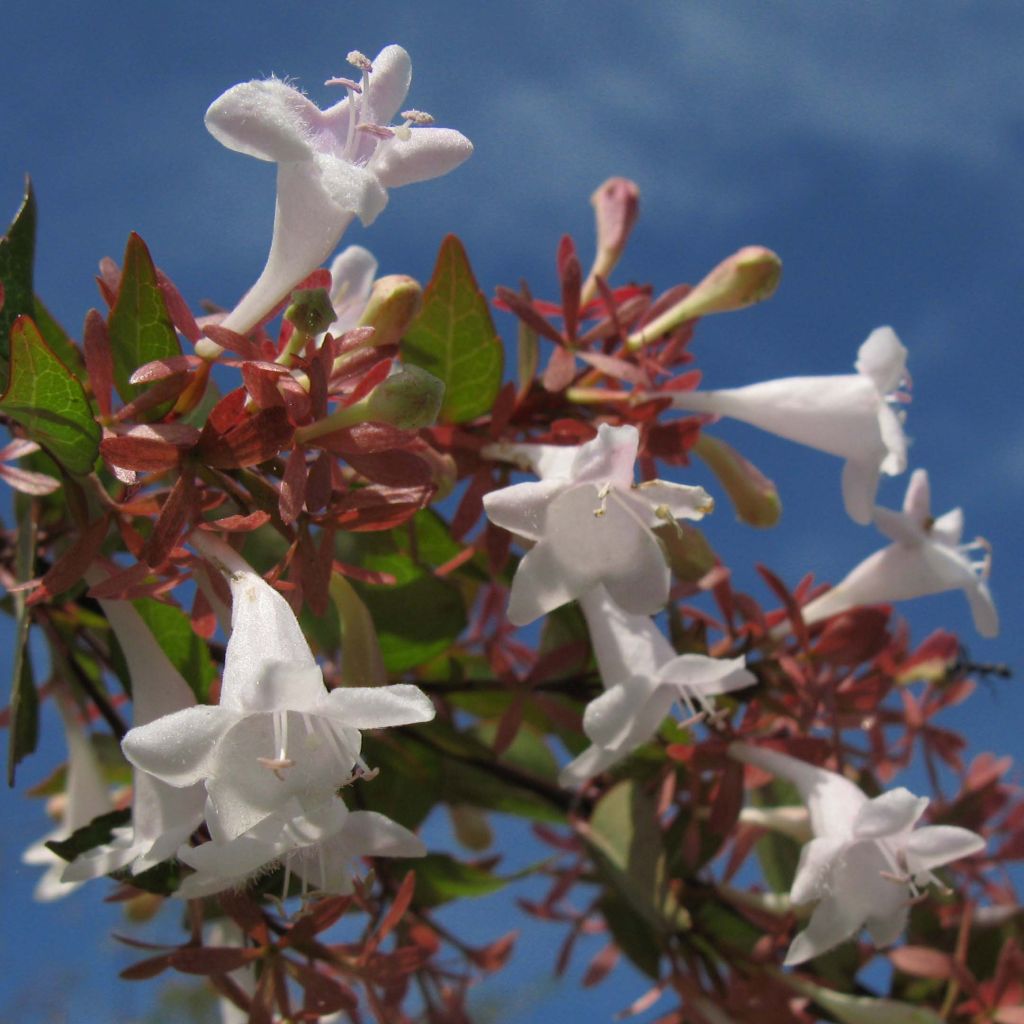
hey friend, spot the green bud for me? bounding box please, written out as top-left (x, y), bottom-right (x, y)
top-left (284, 287), bottom-right (336, 336)
top-left (692, 432), bottom-right (782, 528)
top-left (358, 274), bottom-right (423, 348)
top-left (654, 520), bottom-right (718, 583)
top-left (364, 363), bottom-right (445, 430)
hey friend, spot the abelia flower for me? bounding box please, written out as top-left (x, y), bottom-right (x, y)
top-left (197, 45), bottom-right (472, 349)
top-left (319, 245), bottom-right (378, 343)
top-left (176, 797), bottom-right (423, 899)
top-left (122, 546), bottom-right (434, 843)
top-left (482, 424), bottom-right (713, 625)
top-left (62, 590), bottom-right (206, 882)
top-left (730, 742), bottom-right (985, 965)
top-left (800, 468), bottom-right (998, 638)
top-left (665, 327), bottom-right (909, 524)
top-left (560, 587), bottom-right (755, 787)
top-left (23, 699), bottom-right (113, 901)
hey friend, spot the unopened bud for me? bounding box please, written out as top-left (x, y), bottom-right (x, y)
top-left (654, 520), bottom-right (718, 583)
top-left (627, 246), bottom-right (782, 349)
top-left (329, 573), bottom-right (388, 688)
top-left (365, 363), bottom-right (445, 430)
top-left (284, 287), bottom-right (336, 336)
top-left (358, 275), bottom-right (423, 348)
top-left (693, 432), bottom-right (781, 528)
top-left (581, 177), bottom-right (641, 304)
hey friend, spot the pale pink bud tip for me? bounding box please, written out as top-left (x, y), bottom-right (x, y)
top-left (591, 177), bottom-right (640, 257)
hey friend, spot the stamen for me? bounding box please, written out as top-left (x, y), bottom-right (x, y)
top-left (346, 51), bottom-right (373, 72)
top-left (401, 109), bottom-right (434, 124)
top-left (357, 123), bottom-right (397, 140)
top-left (324, 76), bottom-right (362, 92)
top-left (257, 755), bottom-right (296, 781)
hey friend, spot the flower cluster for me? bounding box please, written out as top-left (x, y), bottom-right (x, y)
top-left (2, 36), bottom-right (1014, 1024)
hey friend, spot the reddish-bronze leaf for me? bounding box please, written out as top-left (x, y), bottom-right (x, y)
top-left (83, 308), bottom-right (114, 418)
top-left (142, 473), bottom-right (196, 568)
top-left (196, 406), bottom-right (293, 469)
top-left (27, 516), bottom-right (109, 606)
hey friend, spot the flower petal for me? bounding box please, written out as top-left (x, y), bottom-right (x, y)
top-left (371, 127), bottom-right (474, 191)
top-left (964, 577), bottom-right (999, 638)
top-left (122, 706), bottom-right (233, 787)
top-left (315, 151), bottom-right (389, 225)
top-left (205, 78), bottom-right (318, 162)
top-left (362, 45), bottom-right (413, 126)
top-left (855, 326), bottom-right (907, 395)
top-left (581, 682), bottom-right (668, 752)
top-left (901, 468), bottom-right (932, 523)
top-left (789, 835), bottom-right (847, 906)
top-left (630, 480), bottom-right (713, 524)
top-left (325, 245), bottom-right (378, 336)
top-left (506, 539), bottom-right (583, 626)
top-left (321, 684), bottom-right (435, 729)
top-left (903, 825), bottom-right (985, 878)
top-left (579, 586), bottom-right (676, 684)
top-left (841, 456), bottom-right (883, 526)
top-left (931, 506), bottom-right (964, 547)
top-left (853, 788), bottom-right (929, 839)
top-left (569, 423), bottom-right (639, 487)
top-left (482, 478), bottom-right (566, 542)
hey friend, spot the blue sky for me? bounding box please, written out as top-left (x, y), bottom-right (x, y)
top-left (2, 3), bottom-right (1022, 1021)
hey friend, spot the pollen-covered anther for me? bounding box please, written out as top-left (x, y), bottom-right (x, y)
top-left (401, 109), bottom-right (435, 124)
top-left (346, 50), bottom-right (373, 72)
top-left (592, 481), bottom-right (613, 518)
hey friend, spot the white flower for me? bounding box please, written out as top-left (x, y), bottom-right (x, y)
top-left (560, 586), bottom-right (755, 787)
top-left (62, 590), bottom-right (206, 883)
top-left (197, 45), bottom-right (472, 349)
top-left (729, 742), bottom-right (985, 965)
top-left (666, 327), bottom-right (909, 524)
top-left (176, 797), bottom-right (423, 900)
top-left (23, 698), bottom-right (113, 901)
top-left (122, 549), bottom-right (434, 843)
top-left (800, 468), bottom-right (998, 638)
top-left (482, 424), bottom-right (713, 625)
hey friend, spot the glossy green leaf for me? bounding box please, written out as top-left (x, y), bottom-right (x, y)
top-left (781, 973), bottom-right (944, 1024)
top-left (107, 232), bottom-right (182, 408)
top-left (46, 808), bottom-right (131, 862)
top-left (130, 597), bottom-right (216, 703)
top-left (330, 573), bottom-right (387, 687)
top-left (0, 316), bottom-right (100, 475)
top-left (599, 891), bottom-right (662, 979)
top-left (401, 234), bottom-right (503, 423)
top-left (33, 296), bottom-right (85, 379)
top-left (752, 780), bottom-right (803, 894)
top-left (392, 853), bottom-right (509, 908)
top-left (7, 499), bottom-right (38, 785)
top-left (0, 180), bottom-right (36, 387)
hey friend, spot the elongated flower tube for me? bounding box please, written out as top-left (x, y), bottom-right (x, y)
top-left (483, 424), bottom-right (713, 624)
top-left (122, 539), bottom-right (434, 844)
top-left (62, 586), bottom-right (206, 882)
top-left (196, 45), bottom-right (472, 354)
top-left (730, 742), bottom-right (985, 965)
top-left (318, 245), bottom-right (378, 344)
top-left (800, 468), bottom-right (998, 638)
top-left (663, 327), bottom-right (909, 524)
top-left (23, 698), bottom-right (113, 901)
top-left (560, 587), bottom-right (755, 787)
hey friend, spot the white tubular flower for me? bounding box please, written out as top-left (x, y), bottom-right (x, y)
top-left (482, 424), bottom-right (713, 625)
top-left (666, 327), bottom-right (909, 524)
top-left (729, 742), bottom-right (985, 966)
top-left (197, 45), bottom-right (472, 351)
top-left (177, 797), bottom-right (424, 900)
top-left (62, 591), bottom-right (206, 883)
top-left (800, 468), bottom-right (998, 638)
top-left (559, 586), bottom-right (755, 787)
top-left (23, 699), bottom-right (113, 901)
top-left (122, 547), bottom-right (434, 844)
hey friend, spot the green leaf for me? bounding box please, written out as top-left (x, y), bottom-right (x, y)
top-left (130, 598), bottom-right (215, 703)
top-left (0, 316), bottom-right (100, 475)
top-left (7, 500), bottom-right (38, 785)
top-left (46, 808), bottom-right (131, 862)
top-left (0, 179), bottom-right (37, 388)
top-left (330, 573), bottom-right (387, 687)
top-left (780, 974), bottom-right (944, 1024)
top-left (33, 296), bottom-right (85, 379)
top-left (393, 852), bottom-right (508, 908)
top-left (352, 553), bottom-right (466, 673)
top-left (401, 234), bottom-right (503, 423)
top-left (107, 232), bottom-right (182, 409)
top-left (599, 891), bottom-right (663, 979)
top-left (361, 733), bottom-right (442, 829)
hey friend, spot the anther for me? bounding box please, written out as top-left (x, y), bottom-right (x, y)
top-left (257, 755), bottom-right (296, 781)
top-left (357, 123), bottom-right (397, 140)
top-left (401, 109), bottom-right (435, 125)
top-left (347, 51), bottom-right (373, 72)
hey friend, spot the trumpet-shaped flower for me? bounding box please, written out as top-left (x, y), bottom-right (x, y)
top-left (560, 587), bottom-right (755, 787)
top-left (665, 327), bottom-right (909, 524)
top-left (176, 796), bottom-right (424, 899)
top-left (23, 699), bottom-right (113, 901)
top-left (122, 548), bottom-right (435, 843)
top-left (800, 468), bottom-right (998, 638)
top-left (62, 591), bottom-right (206, 882)
top-left (197, 45), bottom-right (472, 349)
top-left (319, 245), bottom-right (378, 342)
top-left (729, 742), bottom-right (985, 965)
top-left (482, 424), bottom-right (713, 625)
